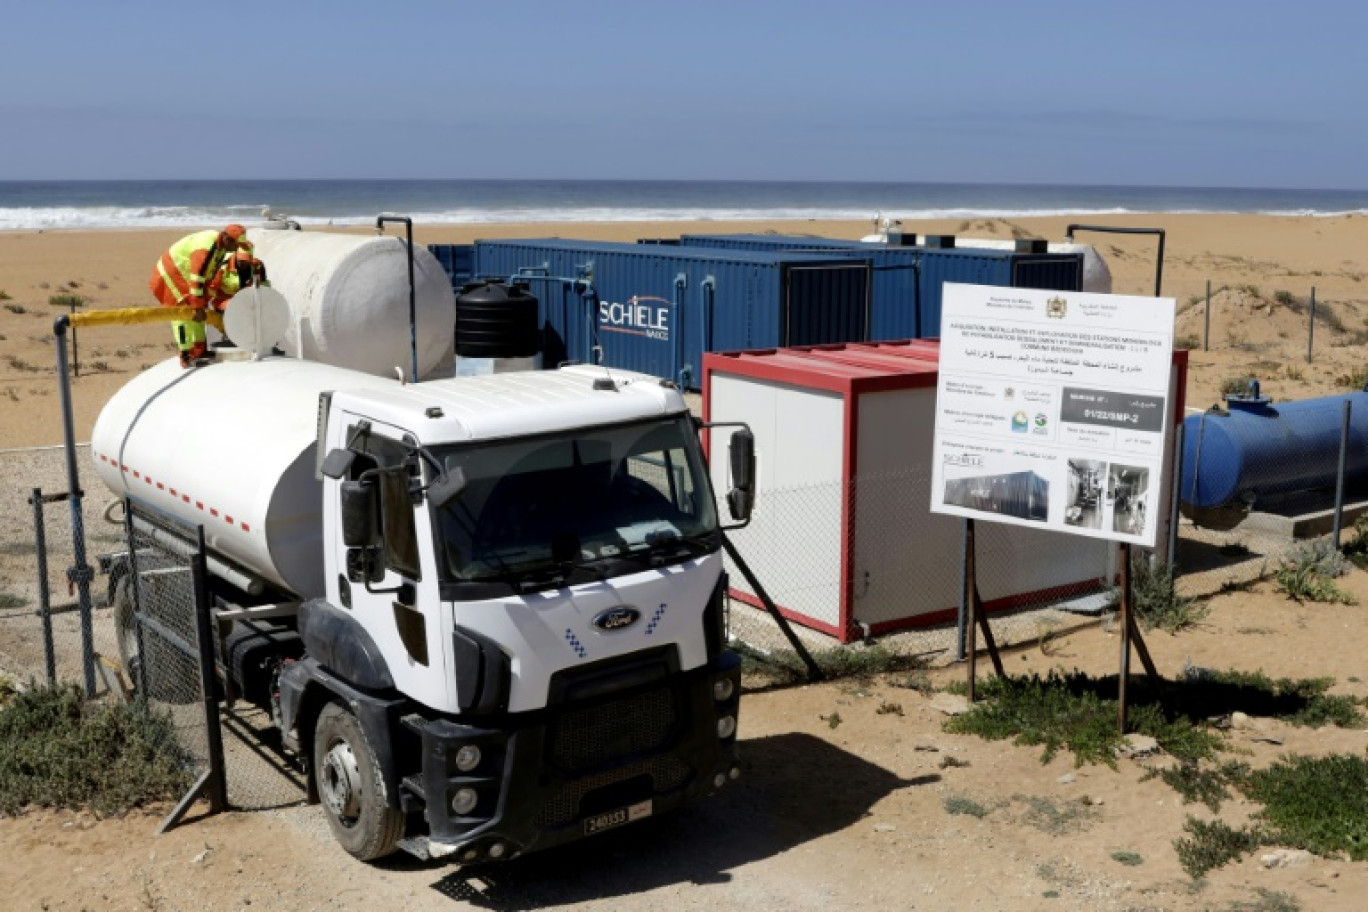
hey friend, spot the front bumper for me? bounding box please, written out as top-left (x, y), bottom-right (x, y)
top-left (402, 649), bottom-right (742, 863)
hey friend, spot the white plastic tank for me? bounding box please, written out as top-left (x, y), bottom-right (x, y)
top-left (248, 229), bottom-right (456, 380)
top-left (950, 239), bottom-right (1112, 294)
top-left (91, 358), bottom-right (398, 597)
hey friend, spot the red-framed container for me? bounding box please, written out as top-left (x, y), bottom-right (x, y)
top-left (703, 340), bottom-right (1189, 643)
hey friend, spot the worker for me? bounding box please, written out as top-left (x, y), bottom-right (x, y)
top-left (148, 224), bottom-right (251, 367)
top-left (207, 249), bottom-right (269, 312)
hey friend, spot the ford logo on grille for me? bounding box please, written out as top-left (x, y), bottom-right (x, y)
top-left (592, 606), bottom-right (641, 632)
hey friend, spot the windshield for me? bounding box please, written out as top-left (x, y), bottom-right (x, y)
top-left (431, 415), bottom-right (718, 584)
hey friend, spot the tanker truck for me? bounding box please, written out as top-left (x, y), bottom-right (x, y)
top-left (92, 350), bottom-right (752, 864)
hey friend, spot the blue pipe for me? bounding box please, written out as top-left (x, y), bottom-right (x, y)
top-left (673, 273), bottom-right (688, 388)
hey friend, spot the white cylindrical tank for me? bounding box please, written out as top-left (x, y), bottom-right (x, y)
top-left (91, 358), bottom-right (398, 597)
top-left (248, 230), bottom-right (456, 379)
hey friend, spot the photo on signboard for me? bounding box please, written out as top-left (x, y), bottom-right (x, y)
top-left (1108, 464), bottom-right (1150, 536)
top-left (942, 470), bottom-right (1049, 523)
top-left (1064, 458), bottom-right (1106, 530)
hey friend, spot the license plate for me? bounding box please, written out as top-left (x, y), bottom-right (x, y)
top-left (583, 799), bottom-right (652, 835)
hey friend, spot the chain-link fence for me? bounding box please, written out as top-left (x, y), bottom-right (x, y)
top-left (0, 451), bottom-right (305, 820)
top-left (121, 499), bottom-right (226, 820)
top-left (1171, 400), bottom-right (1368, 599)
top-left (721, 465), bottom-right (1117, 670)
top-left (122, 499), bottom-right (306, 812)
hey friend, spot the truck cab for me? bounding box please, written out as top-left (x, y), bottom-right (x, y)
top-left (276, 366), bottom-right (747, 862)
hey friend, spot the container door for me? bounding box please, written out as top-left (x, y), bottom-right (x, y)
top-left (781, 263), bottom-right (871, 346)
top-left (1010, 254), bottom-right (1084, 293)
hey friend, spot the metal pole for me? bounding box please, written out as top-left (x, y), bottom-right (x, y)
top-left (1117, 542), bottom-right (1132, 732)
top-left (70, 301), bottom-right (79, 378)
top-left (52, 316), bottom-right (96, 697)
top-left (376, 215), bottom-right (417, 382)
top-left (965, 518), bottom-right (979, 702)
top-left (1308, 287), bottom-right (1316, 364)
top-left (1333, 399), bottom-right (1352, 547)
top-left (1203, 280), bottom-right (1211, 352)
top-left (29, 488), bottom-right (56, 685)
top-left (956, 518), bottom-right (969, 662)
top-left (1167, 423), bottom-right (1184, 570)
top-left (123, 497), bottom-right (149, 698)
top-left (192, 525), bottom-right (228, 812)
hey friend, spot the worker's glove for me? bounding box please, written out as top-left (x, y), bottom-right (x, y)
top-left (191, 308), bottom-right (207, 323)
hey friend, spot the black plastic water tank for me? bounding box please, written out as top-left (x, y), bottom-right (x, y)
top-left (454, 281), bottom-right (540, 358)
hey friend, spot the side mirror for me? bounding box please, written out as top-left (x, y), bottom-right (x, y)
top-left (727, 429), bottom-right (756, 523)
top-left (320, 447), bottom-right (356, 480)
top-left (340, 479), bottom-right (379, 548)
top-left (427, 467), bottom-right (467, 508)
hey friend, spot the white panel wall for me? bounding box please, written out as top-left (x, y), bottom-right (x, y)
top-left (851, 388), bottom-right (1110, 627)
top-left (710, 374), bottom-right (845, 629)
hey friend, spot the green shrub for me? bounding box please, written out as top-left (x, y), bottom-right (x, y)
top-left (944, 671), bottom-right (1222, 768)
top-left (1173, 816), bottom-right (1264, 878)
top-left (0, 683), bottom-right (193, 815)
top-left (47, 292), bottom-right (86, 309)
top-left (1275, 539), bottom-right (1354, 604)
top-left (1110, 556), bottom-right (1209, 633)
top-left (1242, 753), bottom-right (1368, 860)
top-left (943, 796), bottom-right (989, 818)
top-left (1220, 374), bottom-right (1259, 397)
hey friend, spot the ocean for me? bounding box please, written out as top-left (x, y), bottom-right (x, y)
top-left (1, 180), bottom-right (1366, 232)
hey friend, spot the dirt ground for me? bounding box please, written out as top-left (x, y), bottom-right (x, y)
top-left (4, 214), bottom-right (1368, 910)
top-left (4, 574), bottom-right (1368, 912)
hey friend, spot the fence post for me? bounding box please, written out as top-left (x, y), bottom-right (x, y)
top-left (29, 488), bottom-right (57, 685)
top-left (1167, 423), bottom-right (1184, 570)
top-left (1333, 399), bottom-right (1352, 548)
top-left (192, 525), bottom-right (228, 812)
top-left (1203, 280), bottom-right (1211, 352)
top-left (1307, 287), bottom-right (1316, 364)
top-left (956, 518), bottom-right (968, 662)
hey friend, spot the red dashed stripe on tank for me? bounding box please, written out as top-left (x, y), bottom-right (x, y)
top-left (95, 451), bottom-right (252, 532)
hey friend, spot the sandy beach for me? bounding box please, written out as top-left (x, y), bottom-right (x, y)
top-left (4, 214), bottom-right (1368, 910)
top-left (2, 212), bottom-right (1368, 449)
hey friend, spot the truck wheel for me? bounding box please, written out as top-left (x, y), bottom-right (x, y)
top-left (111, 575), bottom-right (197, 704)
top-left (111, 576), bottom-right (142, 685)
top-left (313, 701), bottom-right (404, 861)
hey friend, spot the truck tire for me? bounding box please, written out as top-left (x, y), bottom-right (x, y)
top-left (313, 701), bottom-right (404, 861)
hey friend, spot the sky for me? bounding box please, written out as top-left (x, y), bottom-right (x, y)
top-left (0, 0), bottom-right (1364, 188)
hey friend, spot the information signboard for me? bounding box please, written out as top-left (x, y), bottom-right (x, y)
top-left (930, 283), bottom-right (1176, 547)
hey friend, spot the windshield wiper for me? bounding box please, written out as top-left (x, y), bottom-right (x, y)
top-left (643, 530), bottom-right (717, 565)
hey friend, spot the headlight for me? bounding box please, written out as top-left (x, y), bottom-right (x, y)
top-left (716, 714), bottom-right (737, 739)
top-left (454, 744), bottom-right (481, 772)
top-left (451, 787), bottom-right (479, 816)
top-left (712, 678), bottom-right (736, 702)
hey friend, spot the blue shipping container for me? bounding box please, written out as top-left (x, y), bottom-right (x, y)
top-left (427, 244), bottom-right (475, 291)
top-left (472, 239), bottom-right (872, 388)
top-left (678, 234), bottom-right (1082, 339)
top-left (681, 234), bottom-right (920, 338)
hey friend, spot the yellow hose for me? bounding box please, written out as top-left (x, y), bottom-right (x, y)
top-left (69, 306), bottom-right (225, 332)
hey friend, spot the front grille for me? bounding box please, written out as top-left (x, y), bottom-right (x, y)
top-left (536, 756), bottom-right (692, 827)
top-left (549, 686), bottom-right (679, 772)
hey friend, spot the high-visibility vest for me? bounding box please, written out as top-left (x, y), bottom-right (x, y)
top-left (148, 230), bottom-right (239, 308)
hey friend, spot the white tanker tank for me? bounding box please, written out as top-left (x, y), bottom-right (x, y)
top-left (246, 229), bottom-right (456, 379)
top-left (91, 357), bottom-right (397, 597)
